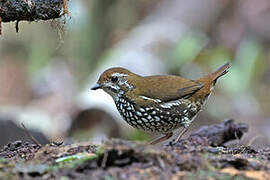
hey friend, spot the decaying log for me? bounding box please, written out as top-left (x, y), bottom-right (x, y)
top-left (0, 0), bottom-right (64, 22)
top-left (0, 0), bottom-right (69, 34)
top-left (174, 119), bottom-right (249, 148)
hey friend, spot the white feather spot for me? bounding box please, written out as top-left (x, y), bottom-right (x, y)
top-left (142, 118), bottom-right (148, 122)
top-left (154, 116), bottom-right (160, 121)
top-left (136, 111), bottom-right (142, 116)
top-left (139, 108), bottom-right (145, 112)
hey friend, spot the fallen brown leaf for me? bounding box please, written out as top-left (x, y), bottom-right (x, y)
top-left (220, 167), bottom-right (270, 180)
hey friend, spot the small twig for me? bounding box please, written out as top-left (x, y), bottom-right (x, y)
top-left (234, 130), bottom-right (241, 145)
top-left (15, 20), bottom-right (19, 33)
top-left (157, 157), bottom-right (165, 169)
top-left (239, 134), bottom-right (263, 154)
top-left (247, 134), bottom-right (263, 147)
top-left (101, 150), bottom-right (108, 168)
top-left (21, 123), bottom-right (42, 148)
top-left (0, 16), bottom-right (2, 35)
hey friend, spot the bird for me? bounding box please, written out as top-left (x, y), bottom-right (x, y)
top-left (91, 62), bottom-right (230, 145)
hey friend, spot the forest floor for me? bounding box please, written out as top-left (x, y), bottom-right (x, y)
top-left (0, 119), bottom-right (269, 180)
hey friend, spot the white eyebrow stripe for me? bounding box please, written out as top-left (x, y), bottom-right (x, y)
top-left (112, 73), bottom-right (128, 77)
top-left (111, 72), bottom-right (133, 90)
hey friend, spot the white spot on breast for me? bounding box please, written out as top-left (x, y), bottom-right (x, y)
top-left (142, 118), bottom-right (148, 122)
top-left (139, 108), bottom-right (145, 112)
top-left (154, 116), bottom-right (160, 121)
top-left (160, 104), bottom-right (170, 108)
top-left (152, 111), bottom-right (156, 115)
top-left (184, 117), bottom-right (189, 121)
top-left (147, 115), bottom-right (152, 120)
top-left (136, 111), bottom-right (142, 116)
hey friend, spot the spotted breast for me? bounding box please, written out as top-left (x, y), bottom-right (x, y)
top-left (115, 96), bottom-right (201, 134)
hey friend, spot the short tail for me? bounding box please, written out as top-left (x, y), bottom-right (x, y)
top-left (200, 62), bottom-right (231, 84)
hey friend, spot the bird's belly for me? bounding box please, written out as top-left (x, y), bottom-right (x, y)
top-left (116, 98), bottom-right (201, 133)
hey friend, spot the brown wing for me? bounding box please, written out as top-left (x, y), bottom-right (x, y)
top-left (130, 75), bottom-right (204, 103)
top-left (176, 83), bottom-right (204, 99)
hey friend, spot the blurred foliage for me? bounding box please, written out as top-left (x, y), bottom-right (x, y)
top-left (127, 130), bottom-right (150, 142)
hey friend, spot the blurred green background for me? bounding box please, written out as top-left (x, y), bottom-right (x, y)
top-left (0, 0), bottom-right (269, 147)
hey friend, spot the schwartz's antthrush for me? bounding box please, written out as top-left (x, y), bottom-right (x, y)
top-left (91, 63), bottom-right (230, 144)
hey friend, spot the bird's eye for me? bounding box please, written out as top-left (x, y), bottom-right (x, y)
top-left (111, 76), bottom-right (118, 83)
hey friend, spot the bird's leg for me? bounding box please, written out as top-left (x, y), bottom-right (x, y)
top-left (149, 132), bottom-right (173, 145)
top-left (172, 126), bottom-right (189, 144)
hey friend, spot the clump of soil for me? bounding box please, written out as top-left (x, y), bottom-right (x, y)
top-left (0, 119), bottom-right (269, 180)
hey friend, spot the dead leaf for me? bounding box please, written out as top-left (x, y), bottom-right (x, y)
top-left (220, 167), bottom-right (270, 180)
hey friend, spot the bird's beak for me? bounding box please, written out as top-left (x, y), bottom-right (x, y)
top-left (91, 83), bottom-right (102, 90)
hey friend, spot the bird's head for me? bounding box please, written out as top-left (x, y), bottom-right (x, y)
top-left (91, 67), bottom-right (137, 99)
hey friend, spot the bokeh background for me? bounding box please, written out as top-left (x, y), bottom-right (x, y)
top-left (0, 0), bottom-right (270, 147)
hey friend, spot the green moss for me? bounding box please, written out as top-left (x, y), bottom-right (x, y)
top-left (127, 130), bottom-right (149, 141)
top-left (186, 170), bottom-right (252, 180)
top-left (95, 146), bottom-right (105, 156)
top-left (52, 145), bottom-right (105, 170)
top-left (104, 175), bottom-right (117, 180)
top-left (0, 158), bottom-right (7, 163)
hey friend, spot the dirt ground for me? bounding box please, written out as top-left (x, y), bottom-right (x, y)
top-left (0, 119), bottom-right (269, 180)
